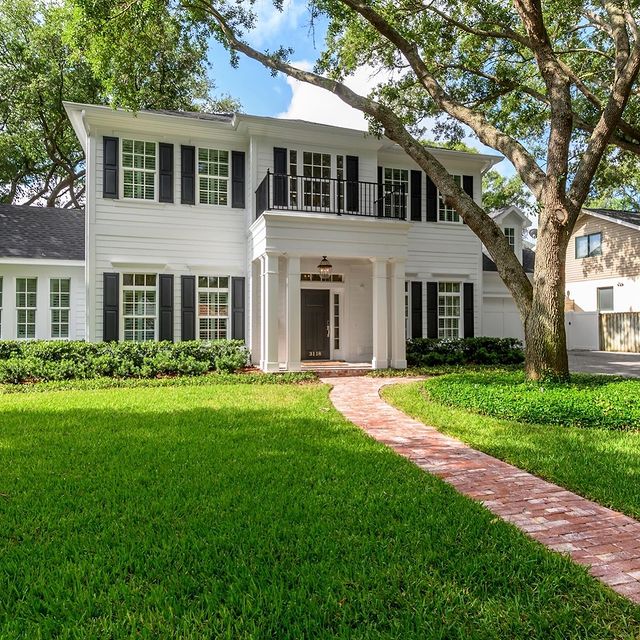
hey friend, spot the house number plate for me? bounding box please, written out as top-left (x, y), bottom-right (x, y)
top-left (308, 351), bottom-right (322, 357)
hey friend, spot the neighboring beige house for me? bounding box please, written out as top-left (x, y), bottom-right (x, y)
top-left (565, 209), bottom-right (640, 313)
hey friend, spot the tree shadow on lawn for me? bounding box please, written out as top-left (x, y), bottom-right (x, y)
top-left (1, 401), bottom-right (639, 638)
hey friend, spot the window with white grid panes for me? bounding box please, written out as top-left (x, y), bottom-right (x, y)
top-left (289, 150), bottom-right (298, 207)
top-left (197, 276), bottom-right (229, 340)
top-left (404, 281), bottom-right (410, 339)
top-left (438, 175), bottom-right (462, 222)
top-left (50, 278), bottom-right (70, 338)
top-left (16, 277), bottom-right (37, 339)
top-left (122, 139), bottom-right (156, 200)
top-left (198, 148), bottom-right (229, 205)
top-left (383, 168), bottom-right (408, 218)
top-left (504, 227), bottom-right (515, 249)
top-left (122, 273), bottom-right (156, 341)
top-left (303, 152), bottom-right (331, 208)
top-left (333, 293), bottom-right (340, 350)
top-left (438, 282), bottom-right (461, 338)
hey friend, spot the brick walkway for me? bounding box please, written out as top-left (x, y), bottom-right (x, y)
top-left (324, 375), bottom-right (640, 604)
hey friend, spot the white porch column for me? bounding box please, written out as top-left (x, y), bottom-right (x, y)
top-left (371, 258), bottom-right (389, 369)
top-left (390, 260), bottom-right (407, 369)
top-left (285, 256), bottom-right (301, 371)
top-left (260, 253), bottom-right (280, 372)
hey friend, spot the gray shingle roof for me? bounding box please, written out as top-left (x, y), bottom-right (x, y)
top-left (583, 208), bottom-right (640, 228)
top-left (483, 248), bottom-right (535, 273)
top-left (0, 204), bottom-right (84, 260)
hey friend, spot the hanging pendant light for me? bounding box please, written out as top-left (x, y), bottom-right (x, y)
top-left (317, 256), bottom-right (333, 281)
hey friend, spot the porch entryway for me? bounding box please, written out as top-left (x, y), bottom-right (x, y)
top-left (301, 289), bottom-right (330, 360)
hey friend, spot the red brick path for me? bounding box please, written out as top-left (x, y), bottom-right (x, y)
top-left (324, 375), bottom-right (640, 604)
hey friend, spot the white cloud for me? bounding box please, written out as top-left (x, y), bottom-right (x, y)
top-left (247, 0), bottom-right (308, 47)
top-left (277, 62), bottom-right (389, 130)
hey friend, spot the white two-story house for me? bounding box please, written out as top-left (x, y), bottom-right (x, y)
top-left (48, 103), bottom-right (522, 370)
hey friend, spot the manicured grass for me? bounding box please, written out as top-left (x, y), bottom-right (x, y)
top-left (424, 370), bottom-right (640, 430)
top-left (1, 383), bottom-right (639, 638)
top-left (383, 381), bottom-right (640, 520)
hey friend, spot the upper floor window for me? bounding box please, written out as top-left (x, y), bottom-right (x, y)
top-left (438, 175), bottom-right (462, 223)
top-left (504, 227), bottom-right (515, 249)
top-left (122, 139), bottom-right (156, 200)
top-left (198, 148), bottom-right (229, 205)
top-left (438, 282), bottom-right (461, 339)
top-left (16, 277), bottom-right (37, 339)
top-left (303, 152), bottom-right (331, 208)
top-left (122, 273), bottom-right (156, 341)
top-left (197, 276), bottom-right (229, 340)
top-left (50, 278), bottom-right (70, 339)
top-left (383, 168), bottom-right (408, 218)
top-left (575, 232), bottom-right (602, 258)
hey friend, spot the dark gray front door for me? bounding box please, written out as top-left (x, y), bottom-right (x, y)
top-left (301, 289), bottom-right (330, 360)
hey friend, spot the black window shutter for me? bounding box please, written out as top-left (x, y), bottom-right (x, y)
top-left (158, 274), bottom-right (174, 341)
top-left (231, 151), bottom-right (246, 208)
top-left (377, 166), bottom-right (384, 217)
top-left (411, 281), bottom-right (423, 338)
top-left (346, 155), bottom-right (359, 212)
top-left (103, 272), bottom-right (119, 342)
top-left (181, 275), bottom-right (196, 340)
top-left (410, 170), bottom-right (422, 221)
top-left (159, 143), bottom-right (174, 203)
top-left (231, 277), bottom-right (245, 340)
top-left (464, 282), bottom-right (474, 338)
top-left (103, 137), bottom-right (119, 199)
top-left (426, 175), bottom-right (437, 222)
top-left (181, 145), bottom-right (196, 205)
top-left (462, 175), bottom-right (474, 224)
top-left (273, 147), bottom-right (287, 207)
top-left (426, 281), bottom-right (438, 338)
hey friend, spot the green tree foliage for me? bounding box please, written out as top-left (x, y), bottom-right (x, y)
top-left (0, 0), bottom-right (238, 207)
top-left (482, 171), bottom-right (535, 217)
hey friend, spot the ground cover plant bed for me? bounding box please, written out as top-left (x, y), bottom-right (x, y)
top-left (383, 379), bottom-right (640, 520)
top-left (1, 382), bottom-right (639, 637)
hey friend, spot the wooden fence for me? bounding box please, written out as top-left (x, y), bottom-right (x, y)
top-left (599, 312), bottom-right (640, 352)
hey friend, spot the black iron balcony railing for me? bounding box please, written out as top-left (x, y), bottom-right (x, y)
top-left (255, 171), bottom-right (407, 220)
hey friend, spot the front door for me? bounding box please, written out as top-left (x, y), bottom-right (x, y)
top-left (301, 289), bottom-right (330, 360)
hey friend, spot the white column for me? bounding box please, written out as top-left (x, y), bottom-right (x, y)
top-left (260, 253), bottom-right (280, 372)
top-left (371, 258), bottom-right (389, 369)
top-left (285, 256), bottom-right (301, 371)
top-left (390, 260), bottom-right (407, 369)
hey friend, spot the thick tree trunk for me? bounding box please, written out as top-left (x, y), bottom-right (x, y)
top-left (523, 209), bottom-right (570, 380)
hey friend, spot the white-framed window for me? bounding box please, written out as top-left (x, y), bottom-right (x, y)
top-left (289, 149), bottom-right (298, 207)
top-left (438, 175), bottom-right (462, 222)
top-left (122, 273), bottom-right (157, 341)
top-left (504, 227), bottom-right (515, 249)
top-left (438, 282), bottom-right (461, 339)
top-left (16, 277), bottom-right (37, 339)
top-left (50, 278), bottom-right (70, 339)
top-left (383, 168), bottom-right (408, 218)
top-left (404, 281), bottom-right (410, 339)
top-left (303, 151), bottom-right (331, 208)
top-left (122, 139), bottom-right (156, 200)
top-left (197, 276), bottom-right (229, 340)
top-left (198, 148), bottom-right (229, 206)
top-left (333, 293), bottom-right (340, 350)
top-left (575, 232), bottom-right (602, 258)
top-left (0, 276), bottom-right (3, 338)
top-left (300, 273), bottom-right (344, 283)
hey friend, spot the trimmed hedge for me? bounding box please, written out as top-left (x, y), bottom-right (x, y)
top-left (407, 337), bottom-right (524, 367)
top-left (0, 340), bottom-right (250, 384)
top-left (424, 370), bottom-right (640, 430)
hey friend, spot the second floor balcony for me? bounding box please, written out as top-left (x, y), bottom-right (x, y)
top-left (255, 171), bottom-right (407, 221)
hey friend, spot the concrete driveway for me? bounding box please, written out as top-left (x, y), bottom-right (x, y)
top-left (569, 350), bottom-right (640, 377)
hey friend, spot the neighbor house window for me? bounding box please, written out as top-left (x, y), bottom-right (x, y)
top-left (198, 148), bottom-right (229, 205)
top-left (438, 282), bottom-right (461, 339)
top-left (16, 277), bottom-right (37, 339)
top-left (575, 232), bottom-right (602, 258)
top-left (438, 175), bottom-right (462, 222)
top-left (303, 152), bottom-right (331, 209)
top-left (383, 168), bottom-right (408, 218)
top-left (504, 227), bottom-right (515, 249)
top-left (122, 273), bottom-right (156, 341)
top-left (197, 276), bottom-right (229, 340)
top-left (122, 139), bottom-right (156, 200)
top-left (50, 278), bottom-right (70, 339)
top-left (597, 286), bottom-right (614, 311)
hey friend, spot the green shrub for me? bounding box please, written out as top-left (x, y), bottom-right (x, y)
top-left (406, 337), bottom-right (524, 367)
top-left (0, 340), bottom-right (250, 384)
top-left (424, 370), bottom-right (640, 430)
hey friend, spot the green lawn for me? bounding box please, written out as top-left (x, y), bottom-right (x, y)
top-left (1, 383), bottom-right (639, 638)
top-left (383, 381), bottom-right (640, 521)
